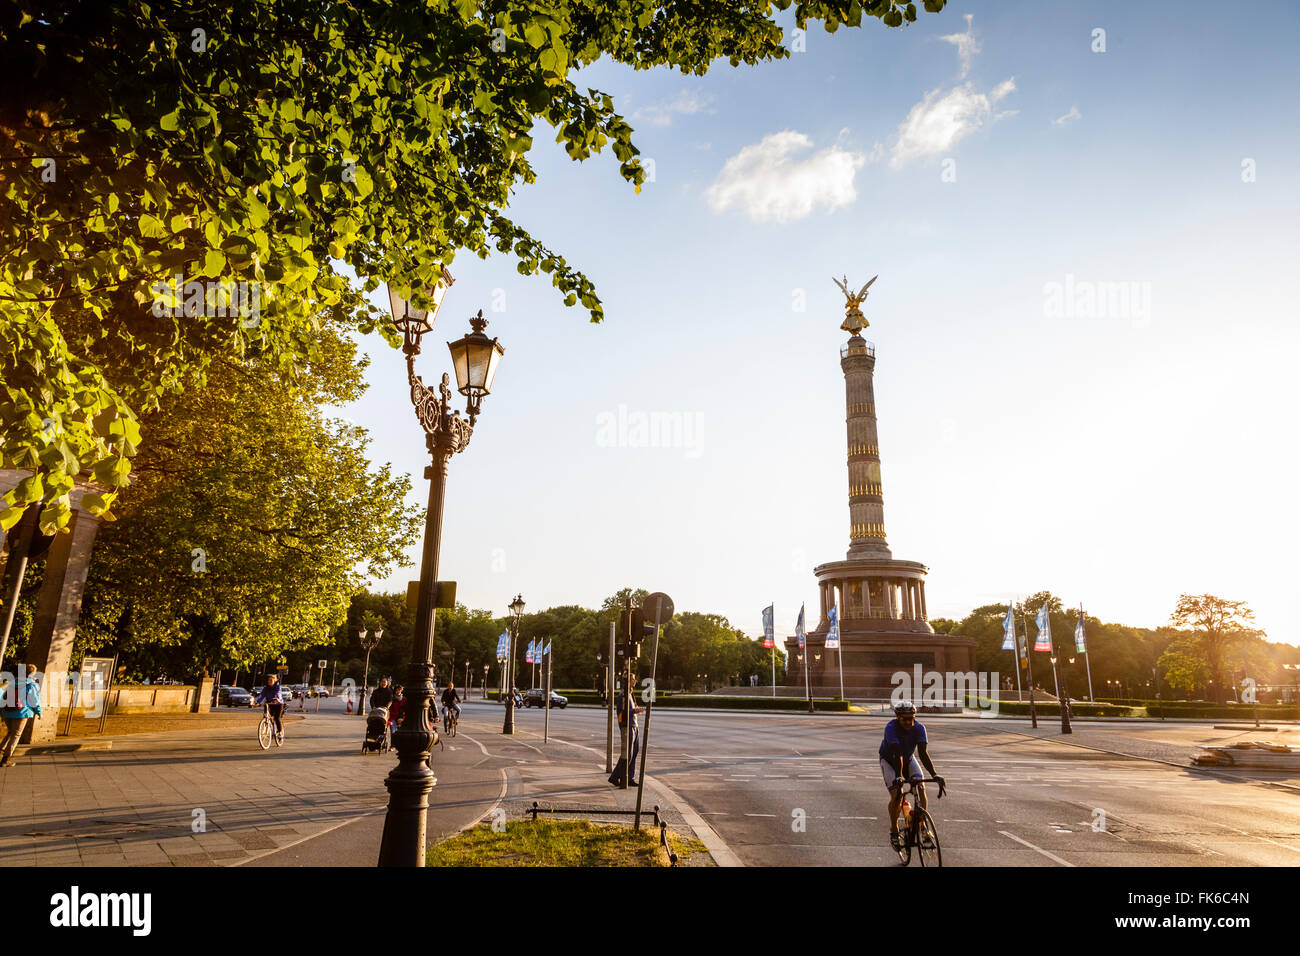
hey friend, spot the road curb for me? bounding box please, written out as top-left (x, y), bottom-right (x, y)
top-left (505, 724), bottom-right (744, 867)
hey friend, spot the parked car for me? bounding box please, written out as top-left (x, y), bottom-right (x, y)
top-left (522, 688), bottom-right (567, 709)
top-left (226, 688), bottom-right (255, 707)
top-left (308, 685), bottom-right (330, 698)
top-left (216, 685), bottom-right (238, 705)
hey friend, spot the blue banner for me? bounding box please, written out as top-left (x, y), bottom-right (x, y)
top-left (824, 604), bottom-right (839, 649)
top-left (1034, 605), bottom-right (1052, 652)
top-left (1002, 603), bottom-right (1016, 651)
top-left (796, 604), bottom-right (807, 649)
top-left (761, 604), bottom-right (774, 649)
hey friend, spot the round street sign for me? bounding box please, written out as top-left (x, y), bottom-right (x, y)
top-left (643, 592), bottom-right (674, 624)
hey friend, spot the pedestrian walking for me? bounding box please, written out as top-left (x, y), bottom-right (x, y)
top-left (0, 668), bottom-right (42, 767)
top-left (613, 683), bottom-right (644, 785)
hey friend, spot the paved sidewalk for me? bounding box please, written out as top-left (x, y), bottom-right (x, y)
top-left (0, 699), bottom-right (718, 866)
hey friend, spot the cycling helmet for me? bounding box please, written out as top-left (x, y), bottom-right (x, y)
top-left (893, 699), bottom-right (917, 717)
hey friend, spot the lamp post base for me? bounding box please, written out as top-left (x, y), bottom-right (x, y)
top-left (377, 661), bottom-right (438, 866)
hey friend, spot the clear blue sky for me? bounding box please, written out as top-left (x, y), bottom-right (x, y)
top-left (339, 0), bottom-right (1300, 646)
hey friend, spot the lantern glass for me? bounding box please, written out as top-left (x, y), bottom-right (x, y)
top-left (448, 312), bottom-right (506, 396)
top-left (387, 270), bottom-right (454, 335)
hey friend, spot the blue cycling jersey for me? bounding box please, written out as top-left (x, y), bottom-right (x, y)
top-left (254, 684), bottom-right (284, 705)
top-left (878, 718), bottom-right (927, 763)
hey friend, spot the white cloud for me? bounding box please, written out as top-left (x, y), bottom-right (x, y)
top-left (705, 131), bottom-right (870, 223)
top-left (890, 78), bottom-right (1016, 168)
top-left (632, 90), bottom-right (710, 127)
top-left (940, 13), bottom-right (979, 79)
top-left (1052, 105), bottom-right (1082, 127)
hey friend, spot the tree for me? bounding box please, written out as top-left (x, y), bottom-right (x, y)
top-left (1, 0), bottom-right (945, 534)
top-left (1168, 594), bottom-right (1262, 704)
top-left (73, 332), bottom-right (423, 679)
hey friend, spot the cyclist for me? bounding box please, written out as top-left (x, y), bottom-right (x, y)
top-left (880, 699), bottom-right (944, 851)
top-left (440, 682), bottom-right (461, 732)
top-left (254, 674), bottom-right (286, 742)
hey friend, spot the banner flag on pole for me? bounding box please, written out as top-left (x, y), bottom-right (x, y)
top-left (1002, 603), bottom-right (1016, 651)
top-left (1034, 605), bottom-right (1053, 651)
top-left (544, 641), bottom-right (552, 658)
top-left (1074, 610), bottom-right (1087, 654)
top-left (825, 604), bottom-right (839, 649)
top-left (525, 639), bottom-right (535, 664)
top-left (761, 604), bottom-right (775, 649)
top-left (496, 631), bottom-right (509, 660)
top-left (796, 604), bottom-right (807, 649)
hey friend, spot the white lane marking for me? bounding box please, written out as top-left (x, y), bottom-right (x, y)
top-left (457, 768), bottom-right (509, 835)
top-left (744, 813), bottom-right (777, 818)
top-left (998, 830), bottom-right (1075, 867)
top-left (797, 774), bottom-right (823, 779)
top-left (840, 816), bottom-right (876, 820)
top-left (763, 775), bottom-right (789, 779)
top-left (229, 805), bottom-right (388, 866)
top-left (946, 819), bottom-right (979, 823)
top-left (460, 731), bottom-right (491, 758)
top-left (1213, 823), bottom-right (1300, 855)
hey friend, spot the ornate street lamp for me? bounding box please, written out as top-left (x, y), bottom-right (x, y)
top-left (359, 628), bottom-right (383, 717)
top-left (377, 273), bottom-right (505, 868)
top-left (503, 594), bottom-right (525, 734)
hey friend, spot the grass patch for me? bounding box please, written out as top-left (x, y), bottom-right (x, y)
top-left (427, 819), bottom-right (706, 867)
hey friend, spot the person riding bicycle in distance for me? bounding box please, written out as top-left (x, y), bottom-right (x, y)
top-left (254, 674), bottom-right (286, 741)
top-left (440, 682), bottom-right (461, 726)
top-left (880, 699), bottom-right (944, 850)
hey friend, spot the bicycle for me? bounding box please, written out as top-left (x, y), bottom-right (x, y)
top-left (890, 776), bottom-right (945, 867)
top-left (443, 706), bottom-right (458, 737)
top-left (258, 704), bottom-right (284, 750)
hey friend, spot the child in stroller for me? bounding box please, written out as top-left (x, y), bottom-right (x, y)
top-left (362, 705), bottom-right (390, 754)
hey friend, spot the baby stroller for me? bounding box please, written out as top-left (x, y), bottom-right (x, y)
top-left (362, 706), bottom-right (390, 754)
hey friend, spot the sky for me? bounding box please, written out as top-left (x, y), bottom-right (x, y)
top-left (338, 0), bottom-right (1300, 646)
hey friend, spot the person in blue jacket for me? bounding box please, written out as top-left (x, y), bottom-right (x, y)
top-left (254, 674), bottom-right (286, 742)
top-left (0, 668), bottom-right (43, 767)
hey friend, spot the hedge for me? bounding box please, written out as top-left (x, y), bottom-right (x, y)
top-left (1146, 703), bottom-right (1299, 719)
top-left (487, 691), bottom-right (850, 712)
top-left (970, 698), bottom-right (1138, 718)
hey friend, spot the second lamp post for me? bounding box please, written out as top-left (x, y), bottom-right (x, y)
top-left (503, 593), bottom-right (525, 734)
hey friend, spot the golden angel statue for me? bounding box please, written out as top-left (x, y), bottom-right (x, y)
top-left (833, 274), bottom-right (877, 334)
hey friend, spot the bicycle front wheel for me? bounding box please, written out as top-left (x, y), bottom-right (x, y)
top-left (258, 718), bottom-right (273, 750)
top-left (894, 812), bottom-right (911, 866)
top-left (915, 808), bottom-right (942, 867)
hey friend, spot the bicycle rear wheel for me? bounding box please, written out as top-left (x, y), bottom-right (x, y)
top-left (915, 808), bottom-right (942, 867)
top-left (258, 717), bottom-right (273, 750)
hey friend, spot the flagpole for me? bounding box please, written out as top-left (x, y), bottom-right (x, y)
top-left (1008, 603), bottom-right (1023, 703)
top-left (771, 644), bottom-right (775, 698)
top-left (837, 643), bottom-right (845, 702)
top-left (1082, 604), bottom-right (1094, 702)
top-left (1021, 603), bottom-right (1037, 729)
top-left (800, 603), bottom-right (812, 714)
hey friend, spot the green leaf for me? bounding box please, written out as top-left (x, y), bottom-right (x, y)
top-left (202, 248), bottom-right (227, 277)
top-left (352, 167), bottom-right (373, 198)
top-left (160, 110), bottom-right (181, 131)
top-left (138, 214), bottom-right (168, 238)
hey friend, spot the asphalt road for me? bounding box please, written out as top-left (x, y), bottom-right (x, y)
top-left (507, 704), bottom-right (1300, 867)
